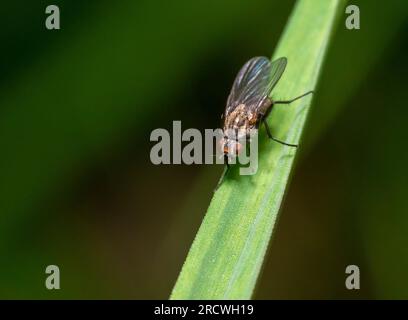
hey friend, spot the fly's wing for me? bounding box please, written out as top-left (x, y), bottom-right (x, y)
top-left (225, 57), bottom-right (287, 116)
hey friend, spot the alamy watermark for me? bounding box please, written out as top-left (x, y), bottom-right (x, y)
top-left (345, 4), bottom-right (360, 30)
top-left (150, 121), bottom-right (259, 175)
top-left (45, 5), bottom-right (60, 30)
top-left (45, 265), bottom-right (60, 290)
top-left (345, 264), bottom-right (360, 290)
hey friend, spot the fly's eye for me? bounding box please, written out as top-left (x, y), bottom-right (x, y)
top-left (223, 145), bottom-right (229, 154)
top-left (219, 138), bottom-right (230, 155)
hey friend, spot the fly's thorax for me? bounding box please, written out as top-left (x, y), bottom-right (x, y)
top-left (223, 103), bottom-right (258, 132)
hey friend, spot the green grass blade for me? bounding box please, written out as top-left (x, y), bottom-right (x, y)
top-left (171, 0), bottom-right (347, 299)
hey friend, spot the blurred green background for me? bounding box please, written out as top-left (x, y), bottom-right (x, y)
top-left (0, 0), bottom-right (407, 299)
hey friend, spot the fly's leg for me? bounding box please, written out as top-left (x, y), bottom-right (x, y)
top-left (263, 90), bottom-right (313, 146)
top-left (224, 154), bottom-right (230, 169)
top-left (214, 158), bottom-right (229, 192)
top-left (263, 120), bottom-right (297, 147)
top-left (274, 90), bottom-right (314, 105)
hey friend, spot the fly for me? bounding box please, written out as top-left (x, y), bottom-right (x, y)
top-left (217, 56), bottom-right (313, 186)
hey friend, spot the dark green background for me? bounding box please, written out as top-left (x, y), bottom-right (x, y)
top-left (0, 0), bottom-right (407, 298)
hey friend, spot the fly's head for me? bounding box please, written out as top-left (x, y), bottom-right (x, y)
top-left (219, 126), bottom-right (247, 164)
top-left (219, 136), bottom-right (243, 160)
